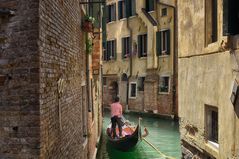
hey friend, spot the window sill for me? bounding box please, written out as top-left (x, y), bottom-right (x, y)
top-left (119, 18), bottom-right (127, 21)
top-left (129, 15), bottom-right (137, 19)
top-left (107, 21), bottom-right (116, 25)
top-left (205, 141), bottom-right (219, 158)
top-left (139, 56), bottom-right (147, 60)
top-left (103, 59), bottom-right (117, 63)
top-left (148, 10), bottom-right (155, 14)
top-left (122, 58), bottom-right (129, 61)
top-left (129, 97), bottom-right (137, 99)
top-left (158, 92), bottom-right (170, 95)
top-left (204, 41), bottom-right (220, 54)
top-left (207, 140), bottom-right (219, 149)
top-left (158, 54), bottom-right (170, 58)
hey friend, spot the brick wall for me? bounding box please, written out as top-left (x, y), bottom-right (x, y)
top-left (39, 0), bottom-right (86, 158)
top-left (0, 0), bottom-right (40, 158)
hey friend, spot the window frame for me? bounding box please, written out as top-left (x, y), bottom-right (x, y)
top-left (158, 75), bottom-right (170, 94)
top-left (107, 3), bottom-right (116, 23)
top-left (118, 0), bottom-right (126, 20)
top-left (103, 77), bottom-right (107, 87)
top-left (122, 36), bottom-right (131, 59)
top-left (205, 105), bottom-right (219, 149)
top-left (157, 29), bottom-right (170, 56)
top-left (106, 39), bottom-right (117, 60)
top-left (161, 8), bottom-right (167, 16)
top-left (146, 0), bottom-right (155, 12)
top-left (138, 34), bottom-right (148, 58)
top-left (137, 77), bottom-right (145, 91)
top-left (205, 0), bottom-right (218, 46)
top-left (129, 82), bottom-right (137, 99)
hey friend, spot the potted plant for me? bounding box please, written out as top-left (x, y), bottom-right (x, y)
top-left (82, 15), bottom-right (95, 32)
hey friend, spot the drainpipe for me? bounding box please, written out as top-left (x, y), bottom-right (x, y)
top-left (157, 1), bottom-right (177, 117)
top-left (126, 14), bottom-right (133, 112)
top-left (85, 32), bottom-right (92, 113)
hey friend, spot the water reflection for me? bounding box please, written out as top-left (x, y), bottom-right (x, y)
top-left (97, 110), bottom-right (181, 159)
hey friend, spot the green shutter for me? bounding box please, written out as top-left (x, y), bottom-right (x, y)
top-left (122, 38), bottom-right (125, 59)
top-left (113, 4), bottom-right (116, 21)
top-left (125, 0), bottom-right (131, 17)
top-left (166, 30), bottom-right (170, 55)
top-left (138, 35), bottom-right (141, 58)
top-left (118, 1), bottom-right (122, 19)
top-left (156, 31), bottom-right (161, 56)
top-left (106, 41), bottom-right (110, 60)
top-left (105, 5), bottom-right (109, 23)
top-left (131, 0), bottom-right (136, 15)
top-left (146, 0), bottom-right (154, 12)
top-left (223, 0), bottom-right (239, 35)
top-left (114, 40), bottom-right (117, 60)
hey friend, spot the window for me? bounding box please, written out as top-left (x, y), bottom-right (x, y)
top-left (157, 30), bottom-right (170, 56)
top-left (162, 8), bottom-right (167, 16)
top-left (107, 3), bottom-right (116, 23)
top-left (138, 34), bottom-right (147, 58)
top-left (137, 77), bottom-right (145, 91)
top-left (119, 0), bottom-right (136, 19)
top-left (146, 0), bottom-right (154, 12)
top-left (122, 37), bottom-right (131, 59)
top-left (205, 0), bottom-right (217, 45)
top-left (205, 106), bottom-right (218, 146)
top-left (159, 76), bottom-right (170, 93)
top-left (129, 82), bottom-right (137, 98)
top-left (118, 0), bottom-right (126, 20)
top-left (103, 42), bottom-right (108, 61)
top-left (223, 0), bottom-right (239, 35)
top-left (103, 77), bottom-right (107, 86)
top-left (106, 40), bottom-right (117, 60)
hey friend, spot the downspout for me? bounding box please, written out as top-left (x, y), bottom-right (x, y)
top-left (158, 1), bottom-right (177, 117)
top-left (126, 16), bottom-right (133, 112)
top-left (85, 33), bottom-right (91, 113)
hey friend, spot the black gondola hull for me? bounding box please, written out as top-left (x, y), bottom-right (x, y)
top-left (107, 126), bottom-right (140, 151)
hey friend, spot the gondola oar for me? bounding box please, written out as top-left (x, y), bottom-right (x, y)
top-left (142, 137), bottom-right (176, 159)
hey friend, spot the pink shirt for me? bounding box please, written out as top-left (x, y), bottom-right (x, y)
top-left (111, 102), bottom-right (122, 117)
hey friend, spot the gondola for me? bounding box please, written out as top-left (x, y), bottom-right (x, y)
top-left (106, 118), bottom-right (147, 151)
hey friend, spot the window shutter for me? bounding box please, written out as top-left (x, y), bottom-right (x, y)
top-left (105, 5), bottom-right (109, 23)
top-left (145, 35), bottom-right (147, 56)
top-left (125, 0), bottom-right (131, 17)
top-left (106, 41), bottom-right (110, 60)
top-left (146, 0), bottom-right (154, 12)
top-left (103, 42), bottom-right (107, 61)
top-left (131, 0), bottom-right (136, 15)
top-left (223, 0), bottom-right (239, 35)
top-left (122, 38), bottom-right (125, 59)
top-left (114, 40), bottom-right (117, 60)
top-left (150, 0), bottom-right (154, 11)
top-left (156, 31), bottom-right (161, 56)
top-left (166, 30), bottom-right (170, 55)
top-left (118, 1), bottom-right (122, 20)
top-left (112, 4), bottom-right (116, 21)
top-left (138, 35), bottom-right (141, 58)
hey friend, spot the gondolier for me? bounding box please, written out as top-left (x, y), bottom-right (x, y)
top-left (110, 96), bottom-right (123, 139)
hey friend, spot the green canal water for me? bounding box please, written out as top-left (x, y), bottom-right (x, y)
top-left (97, 111), bottom-right (182, 159)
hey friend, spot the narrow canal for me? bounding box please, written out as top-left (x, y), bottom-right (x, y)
top-left (97, 110), bottom-right (181, 159)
